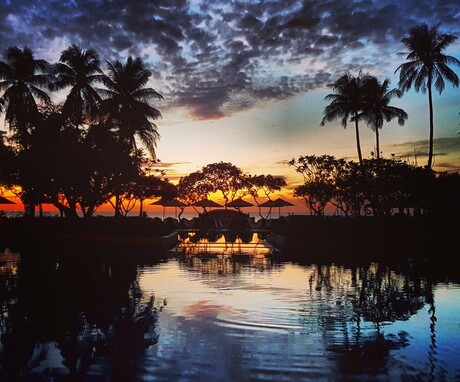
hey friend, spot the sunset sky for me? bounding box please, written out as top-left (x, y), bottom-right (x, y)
top-left (1, 0), bottom-right (460, 212)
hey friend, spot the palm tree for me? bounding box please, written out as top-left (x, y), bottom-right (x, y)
top-left (99, 56), bottom-right (163, 159)
top-left (53, 44), bottom-right (104, 125)
top-left (0, 46), bottom-right (51, 147)
top-left (321, 71), bottom-right (371, 165)
top-left (396, 23), bottom-right (460, 168)
top-left (360, 77), bottom-right (408, 160)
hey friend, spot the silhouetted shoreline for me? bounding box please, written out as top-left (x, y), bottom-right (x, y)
top-left (270, 214), bottom-right (457, 263)
top-left (0, 216), bottom-right (175, 251)
top-left (1, 215), bottom-right (457, 262)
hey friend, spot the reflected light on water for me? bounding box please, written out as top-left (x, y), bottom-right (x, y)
top-left (2, 242), bottom-right (460, 381)
top-left (0, 248), bottom-right (20, 276)
top-left (178, 231), bottom-right (273, 256)
top-left (137, 256), bottom-right (460, 381)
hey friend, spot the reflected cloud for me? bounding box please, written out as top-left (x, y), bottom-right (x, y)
top-left (183, 300), bottom-right (234, 321)
top-left (2, 243), bottom-right (457, 381)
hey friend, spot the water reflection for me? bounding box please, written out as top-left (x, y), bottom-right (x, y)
top-left (142, 257), bottom-right (459, 380)
top-left (0, 245), bottom-right (166, 381)
top-left (1, 242), bottom-right (459, 381)
top-left (179, 253), bottom-right (273, 275)
top-left (177, 231), bottom-right (274, 274)
top-left (178, 231), bottom-right (272, 256)
top-left (301, 263), bottom-right (432, 379)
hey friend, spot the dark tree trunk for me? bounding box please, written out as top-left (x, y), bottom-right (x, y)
top-left (354, 112), bottom-right (363, 165)
top-left (139, 199), bottom-right (144, 217)
top-left (114, 195), bottom-right (122, 217)
top-left (66, 198), bottom-right (79, 218)
top-left (375, 125), bottom-right (380, 160)
top-left (23, 202), bottom-right (35, 218)
top-left (427, 81), bottom-right (434, 168)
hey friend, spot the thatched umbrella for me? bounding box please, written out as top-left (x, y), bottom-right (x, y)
top-left (192, 199), bottom-right (223, 213)
top-left (259, 197), bottom-right (294, 217)
top-left (150, 198), bottom-right (186, 219)
top-left (226, 198), bottom-right (254, 211)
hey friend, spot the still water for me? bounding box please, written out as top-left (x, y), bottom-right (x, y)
top-left (1, 234), bottom-right (460, 381)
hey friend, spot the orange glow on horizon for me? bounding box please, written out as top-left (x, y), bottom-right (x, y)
top-left (0, 192), bottom-right (308, 217)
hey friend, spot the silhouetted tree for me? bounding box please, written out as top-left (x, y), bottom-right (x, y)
top-left (330, 160), bottom-right (367, 217)
top-left (289, 155), bottom-right (340, 215)
top-left (53, 44), bottom-right (104, 125)
top-left (294, 181), bottom-right (334, 216)
top-left (116, 163), bottom-right (172, 217)
top-left (200, 162), bottom-right (244, 206)
top-left (0, 132), bottom-right (16, 191)
top-left (99, 57), bottom-right (163, 159)
top-left (246, 174), bottom-right (286, 218)
top-left (396, 23), bottom-right (460, 168)
top-left (108, 148), bottom-right (143, 218)
top-left (77, 121), bottom-right (128, 217)
top-left (177, 171), bottom-right (212, 212)
top-left (0, 46), bottom-right (51, 149)
top-left (321, 71), bottom-right (372, 165)
top-left (357, 159), bottom-right (427, 216)
top-left (17, 105), bottom-right (83, 217)
top-left (429, 171), bottom-right (460, 217)
top-left (360, 77), bottom-right (408, 160)
top-left (133, 173), bottom-right (176, 218)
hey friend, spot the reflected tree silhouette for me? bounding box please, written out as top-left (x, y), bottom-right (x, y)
top-left (353, 264), bottom-right (427, 330)
top-left (0, 244), bottom-right (165, 381)
top-left (2, 244), bottom-right (456, 381)
top-left (331, 329), bottom-right (410, 377)
top-left (300, 262), bottom-right (434, 378)
top-left (424, 277), bottom-right (443, 382)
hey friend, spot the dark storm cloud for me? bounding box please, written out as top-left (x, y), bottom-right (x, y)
top-left (0, 0), bottom-right (458, 119)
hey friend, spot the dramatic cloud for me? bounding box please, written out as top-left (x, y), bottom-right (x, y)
top-left (388, 137), bottom-right (460, 170)
top-left (0, 0), bottom-right (459, 119)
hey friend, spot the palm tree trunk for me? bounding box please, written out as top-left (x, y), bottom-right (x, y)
top-left (427, 82), bottom-right (434, 168)
top-left (354, 112), bottom-right (363, 165)
top-left (375, 124), bottom-right (380, 160)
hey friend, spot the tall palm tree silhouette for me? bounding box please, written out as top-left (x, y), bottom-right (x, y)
top-left (99, 57), bottom-right (163, 159)
top-left (53, 44), bottom-right (104, 125)
top-left (396, 23), bottom-right (460, 168)
top-left (321, 71), bottom-right (371, 165)
top-left (0, 46), bottom-right (51, 147)
top-left (359, 77), bottom-right (408, 160)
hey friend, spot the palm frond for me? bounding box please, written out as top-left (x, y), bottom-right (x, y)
top-left (29, 85), bottom-right (51, 104)
top-left (100, 57), bottom-right (164, 158)
top-left (131, 88), bottom-right (164, 102)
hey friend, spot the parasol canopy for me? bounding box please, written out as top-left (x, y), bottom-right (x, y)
top-left (192, 199), bottom-right (223, 208)
top-left (226, 198), bottom-right (254, 209)
top-left (0, 195), bottom-right (15, 204)
top-left (150, 198), bottom-right (186, 207)
top-left (150, 198), bottom-right (186, 219)
top-left (258, 197), bottom-right (294, 217)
